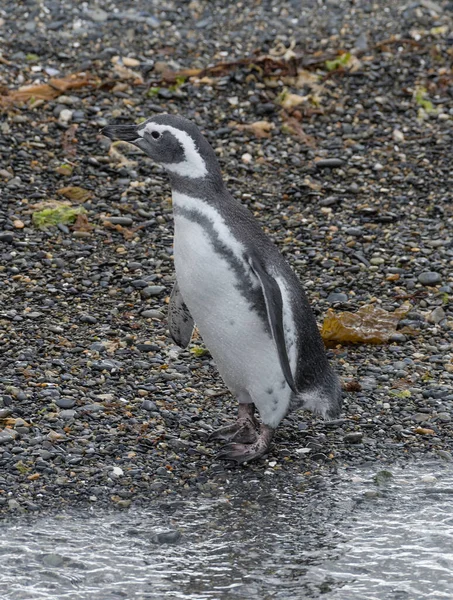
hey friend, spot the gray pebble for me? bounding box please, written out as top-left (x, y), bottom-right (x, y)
top-left (151, 530), bottom-right (181, 544)
top-left (316, 158), bottom-right (344, 168)
top-left (327, 292), bottom-right (348, 303)
top-left (80, 314), bottom-right (98, 324)
top-left (0, 232), bottom-right (14, 243)
top-left (56, 398), bottom-right (76, 409)
top-left (106, 217), bottom-right (133, 226)
top-left (141, 400), bottom-right (158, 412)
top-left (418, 272), bottom-right (441, 286)
top-left (141, 309), bottom-right (165, 319)
top-left (344, 432), bottom-right (363, 444)
top-left (141, 286), bottom-right (165, 298)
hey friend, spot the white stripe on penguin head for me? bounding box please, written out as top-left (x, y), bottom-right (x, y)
top-left (140, 123), bottom-right (208, 179)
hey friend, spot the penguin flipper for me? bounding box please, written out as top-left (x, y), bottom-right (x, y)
top-left (168, 280), bottom-right (194, 348)
top-left (248, 255), bottom-right (298, 394)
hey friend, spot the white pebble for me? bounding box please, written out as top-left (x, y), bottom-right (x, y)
top-left (241, 152), bottom-right (253, 164)
top-left (392, 129), bottom-right (405, 142)
top-left (112, 466), bottom-right (124, 477)
top-left (58, 109), bottom-right (73, 125)
top-left (419, 474), bottom-right (436, 483)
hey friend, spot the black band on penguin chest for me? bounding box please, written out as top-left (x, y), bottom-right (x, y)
top-left (173, 204), bottom-right (268, 327)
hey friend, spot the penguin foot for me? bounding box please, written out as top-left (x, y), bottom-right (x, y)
top-left (209, 403), bottom-right (259, 444)
top-left (209, 420), bottom-right (258, 444)
top-left (216, 425), bottom-right (274, 465)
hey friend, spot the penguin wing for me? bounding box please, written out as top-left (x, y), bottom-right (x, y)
top-left (248, 254), bottom-right (298, 393)
top-left (168, 280), bottom-right (194, 348)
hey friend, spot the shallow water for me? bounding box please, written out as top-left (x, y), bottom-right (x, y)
top-left (1, 462), bottom-right (452, 600)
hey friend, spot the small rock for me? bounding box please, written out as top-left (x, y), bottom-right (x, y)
top-left (141, 399), bottom-right (158, 411)
top-left (345, 227), bottom-right (363, 237)
top-left (437, 450), bottom-right (453, 462)
top-left (141, 309), bottom-right (164, 320)
top-left (315, 158), bottom-right (344, 168)
top-left (0, 231), bottom-right (14, 243)
top-left (60, 409), bottom-right (76, 420)
top-left (58, 109), bottom-right (73, 125)
top-left (327, 292), bottom-right (348, 303)
top-left (151, 530), bottom-right (181, 544)
top-left (0, 429), bottom-right (18, 444)
top-left (427, 307), bottom-right (446, 325)
top-left (418, 272), bottom-right (441, 286)
top-left (136, 343), bottom-right (160, 353)
top-left (437, 412), bottom-right (451, 422)
top-left (141, 286), bottom-right (165, 298)
top-left (106, 216), bottom-right (133, 226)
top-left (393, 129), bottom-right (405, 142)
top-left (80, 314), bottom-right (98, 324)
top-left (56, 398), bottom-right (76, 409)
top-left (344, 432), bottom-right (363, 444)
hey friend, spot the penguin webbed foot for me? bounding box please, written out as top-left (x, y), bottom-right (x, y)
top-left (208, 403), bottom-right (259, 444)
top-left (216, 425), bottom-right (274, 465)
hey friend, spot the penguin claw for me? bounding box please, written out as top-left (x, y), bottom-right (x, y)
top-left (216, 424), bottom-right (275, 464)
top-left (209, 421), bottom-right (257, 444)
top-left (216, 442), bottom-right (268, 464)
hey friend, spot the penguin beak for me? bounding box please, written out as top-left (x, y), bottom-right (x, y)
top-left (101, 124), bottom-right (140, 142)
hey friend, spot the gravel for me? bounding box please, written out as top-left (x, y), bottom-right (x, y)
top-left (0, 0), bottom-right (452, 516)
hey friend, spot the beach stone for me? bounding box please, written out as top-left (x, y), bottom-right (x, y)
top-left (55, 396), bottom-right (75, 408)
top-left (418, 272), bottom-right (441, 286)
top-left (141, 286), bottom-right (165, 298)
top-left (327, 292), bottom-right (348, 303)
top-left (151, 530), bottom-right (181, 544)
top-left (0, 232), bottom-right (14, 243)
top-left (141, 309), bottom-right (164, 319)
top-left (427, 307), bottom-right (445, 325)
top-left (316, 158), bottom-right (344, 168)
top-left (106, 217), bottom-right (133, 226)
top-left (344, 432), bottom-right (363, 444)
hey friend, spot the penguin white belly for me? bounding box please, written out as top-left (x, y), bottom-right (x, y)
top-left (173, 214), bottom-right (292, 428)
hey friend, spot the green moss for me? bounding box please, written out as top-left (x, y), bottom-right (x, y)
top-left (32, 205), bottom-right (86, 228)
top-left (147, 87), bottom-right (160, 97)
top-left (325, 52), bottom-right (351, 71)
top-left (389, 389), bottom-right (411, 399)
top-left (415, 87), bottom-right (435, 113)
top-left (15, 460), bottom-right (30, 474)
top-left (190, 346), bottom-right (210, 357)
top-left (374, 470), bottom-right (393, 486)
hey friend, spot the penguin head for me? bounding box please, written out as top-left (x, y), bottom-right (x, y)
top-left (102, 114), bottom-right (219, 180)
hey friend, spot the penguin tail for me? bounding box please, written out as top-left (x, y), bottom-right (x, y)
top-left (297, 374), bottom-right (342, 419)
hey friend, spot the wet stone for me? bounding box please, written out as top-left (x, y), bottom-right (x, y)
top-left (141, 400), bottom-right (158, 412)
top-left (106, 217), bottom-right (133, 226)
top-left (80, 314), bottom-right (98, 324)
top-left (141, 286), bottom-right (165, 298)
top-left (141, 309), bottom-right (164, 319)
top-left (327, 292), bottom-right (348, 303)
top-left (316, 158), bottom-right (344, 168)
top-left (151, 530), bottom-right (181, 544)
top-left (418, 272), bottom-right (441, 286)
top-left (344, 432), bottom-right (364, 444)
top-left (0, 232), bottom-right (14, 243)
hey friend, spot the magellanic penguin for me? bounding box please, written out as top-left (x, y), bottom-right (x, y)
top-left (101, 115), bottom-right (342, 464)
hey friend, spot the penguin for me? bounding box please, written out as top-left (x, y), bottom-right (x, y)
top-left (101, 115), bottom-right (342, 463)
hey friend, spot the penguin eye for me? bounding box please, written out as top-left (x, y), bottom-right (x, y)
top-left (151, 131), bottom-right (161, 140)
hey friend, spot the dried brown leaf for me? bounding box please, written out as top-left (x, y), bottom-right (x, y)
top-left (72, 213), bottom-right (94, 232)
top-left (231, 120), bottom-right (275, 138)
top-left (0, 72), bottom-right (98, 107)
top-left (57, 186), bottom-right (92, 203)
top-left (62, 124), bottom-right (78, 157)
top-left (321, 302), bottom-right (412, 346)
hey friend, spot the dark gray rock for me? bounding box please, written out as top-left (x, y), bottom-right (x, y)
top-left (418, 272), bottom-right (441, 286)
